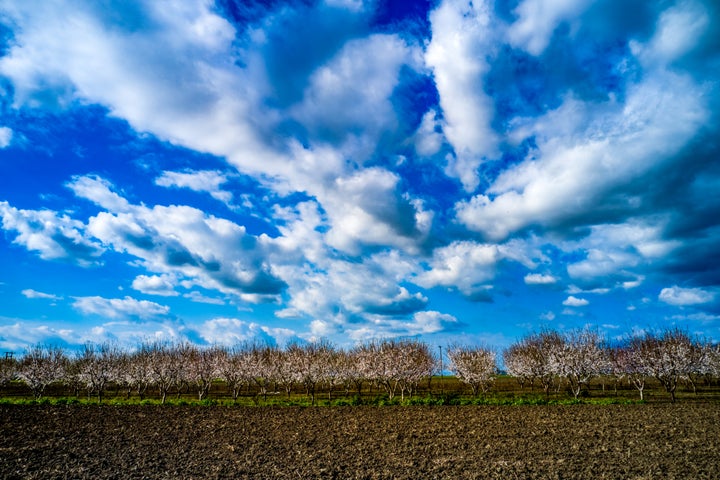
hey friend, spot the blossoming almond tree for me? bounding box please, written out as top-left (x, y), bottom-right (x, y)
top-left (216, 343), bottom-right (255, 401)
top-left (287, 340), bottom-right (335, 405)
top-left (17, 344), bottom-right (66, 399)
top-left (185, 345), bottom-right (222, 401)
top-left (639, 329), bottom-right (700, 403)
top-left (0, 355), bottom-right (17, 387)
top-left (76, 342), bottom-right (123, 403)
top-left (447, 345), bottom-right (497, 396)
top-left (356, 339), bottom-right (434, 401)
top-left (550, 330), bottom-right (606, 400)
top-left (504, 330), bottom-right (563, 395)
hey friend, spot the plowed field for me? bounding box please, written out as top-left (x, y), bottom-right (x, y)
top-left (2, 403), bottom-right (719, 479)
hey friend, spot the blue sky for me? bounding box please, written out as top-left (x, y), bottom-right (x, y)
top-left (1, 0), bottom-right (719, 352)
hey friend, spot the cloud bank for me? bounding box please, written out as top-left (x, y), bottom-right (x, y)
top-left (0, 0), bottom-right (719, 349)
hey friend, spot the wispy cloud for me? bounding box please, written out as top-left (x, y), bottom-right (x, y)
top-left (21, 289), bottom-right (62, 300)
top-left (0, 127), bottom-right (12, 148)
top-left (155, 170), bottom-right (233, 203)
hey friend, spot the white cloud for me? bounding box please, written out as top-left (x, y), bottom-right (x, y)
top-left (507, 0), bottom-right (592, 55)
top-left (562, 296), bottom-right (589, 307)
top-left (0, 317), bottom-right (194, 351)
top-left (21, 289), bottom-right (62, 300)
top-left (415, 241), bottom-right (499, 296)
top-left (131, 274), bottom-right (178, 297)
top-left (275, 249), bottom-right (425, 325)
top-left (524, 273), bottom-right (558, 285)
top-left (72, 295), bottom-right (170, 320)
top-left (426, 0), bottom-right (499, 191)
top-left (659, 286), bottom-right (715, 306)
top-left (322, 167), bottom-right (432, 255)
top-left (456, 70), bottom-right (707, 240)
top-left (0, 1), bottom-right (433, 263)
top-left (562, 221), bottom-right (681, 281)
top-left (633, 0), bottom-right (710, 66)
top-left (670, 312), bottom-right (720, 323)
top-left (0, 127), bottom-right (12, 148)
top-left (413, 110), bottom-right (444, 157)
top-left (0, 201), bottom-right (104, 266)
top-left (567, 285), bottom-right (610, 295)
top-left (345, 311), bottom-right (459, 342)
top-left (0, 0), bottom-right (285, 177)
top-left (67, 175), bottom-right (131, 212)
top-left (155, 170), bottom-right (233, 203)
top-left (77, 176), bottom-right (284, 300)
top-left (416, 238), bottom-right (544, 297)
top-left (0, 321), bottom-right (78, 351)
top-left (183, 291), bottom-right (225, 305)
top-left (291, 34), bottom-right (412, 152)
top-left (197, 317), bottom-right (296, 347)
top-left (622, 277), bottom-right (644, 289)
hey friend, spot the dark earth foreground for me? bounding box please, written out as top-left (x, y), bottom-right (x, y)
top-left (2, 403), bottom-right (719, 479)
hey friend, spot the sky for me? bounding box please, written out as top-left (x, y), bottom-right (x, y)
top-left (0, 0), bottom-right (719, 353)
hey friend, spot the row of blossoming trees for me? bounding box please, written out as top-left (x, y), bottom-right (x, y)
top-left (1, 328), bottom-right (719, 403)
top-left (503, 328), bottom-right (720, 402)
top-left (0, 339), bottom-right (435, 404)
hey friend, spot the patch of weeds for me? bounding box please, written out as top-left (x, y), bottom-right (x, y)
top-left (512, 396), bottom-right (549, 406)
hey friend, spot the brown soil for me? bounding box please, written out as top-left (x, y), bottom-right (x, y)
top-left (2, 403), bottom-right (719, 479)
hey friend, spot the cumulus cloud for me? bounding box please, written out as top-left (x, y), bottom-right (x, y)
top-left (455, 70), bottom-right (707, 241)
top-left (524, 273), bottom-right (558, 285)
top-left (72, 295), bottom-right (170, 320)
top-left (290, 34), bottom-right (412, 150)
top-left (73, 175), bottom-right (286, 300)
top-left (416, 238), bottom-right (543, 298)
top-left (0, 317), bottom-right (200, 351)
top-left (67, 175), bottom-right (131, 212)
top-left (275, 249), bottom-right (427, 329)
top-left (561, 220), bottom-right (681, 286)
top-left (659, 286), bottom-right (715, 306)
top-left (196, 317), bottom-right (297, 347)
top-left (183, 291), bottom-right (225, 305)
top-left (562, 296), bottom-right (589, 307)
top-left (344, 310), bottom-right (461, 342)
top-left (0, 0), bottom-right (431, 260)
top-left (426, 0), bottom-right (499, 191)
top-left (415, 241), bottom-right (500, 296)
top-left (131, 274), bottom-right (178, 297)
top-left (0, 201), bottom-right (104, 266)
top-left (322, 167), bottom-right (433, 255)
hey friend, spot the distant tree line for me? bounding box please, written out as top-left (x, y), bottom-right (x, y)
top-left (1, 328), bottom-right (718, 403)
